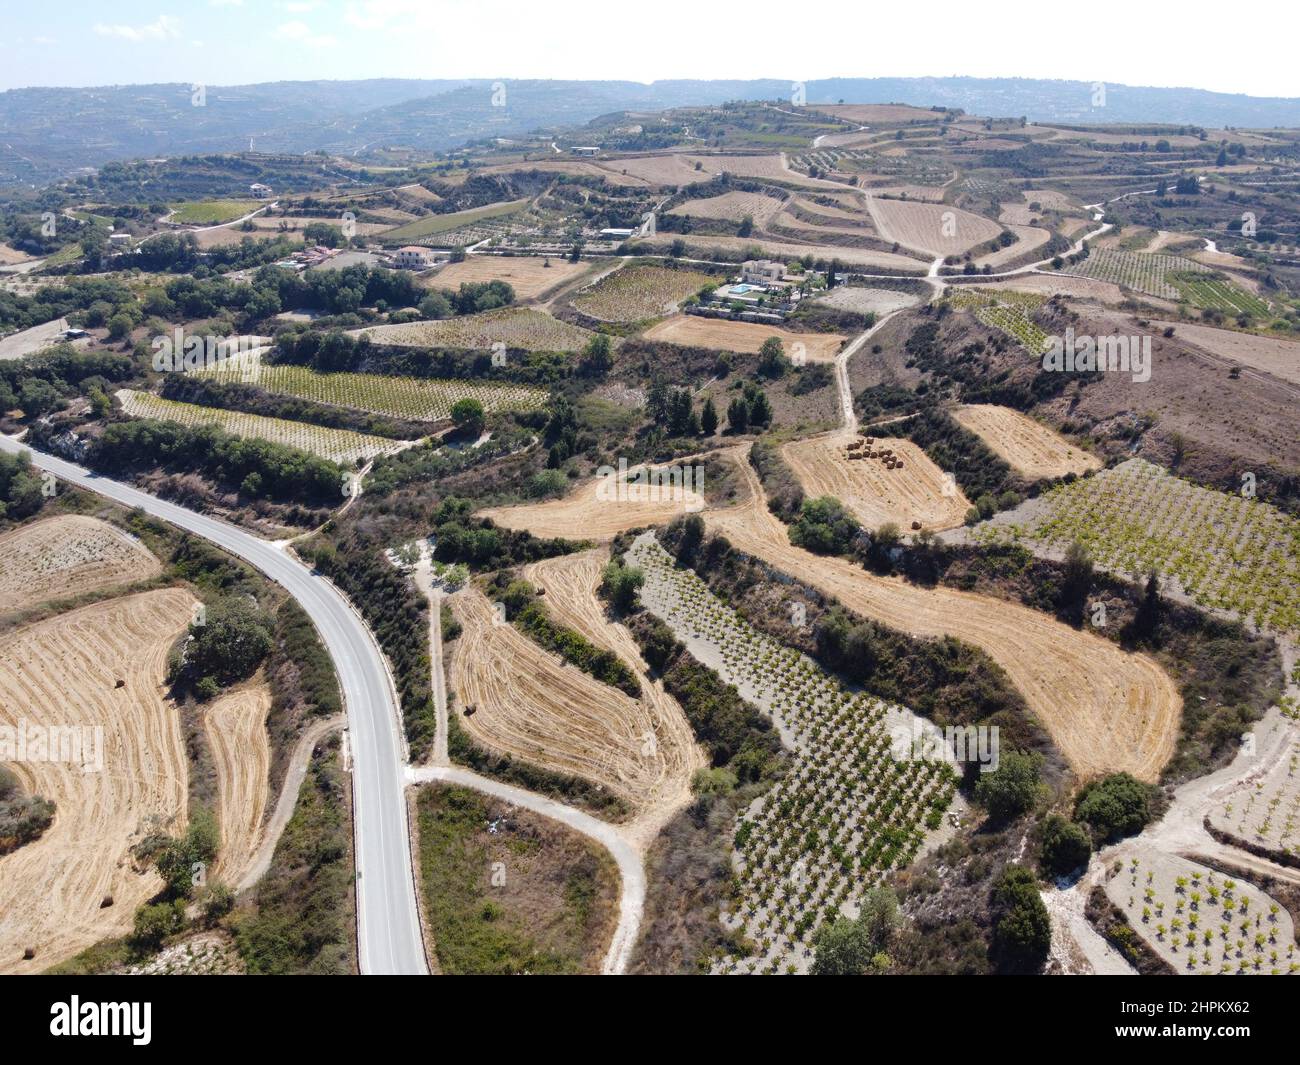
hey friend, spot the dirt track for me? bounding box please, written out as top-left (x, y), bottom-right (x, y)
top-left (781, 429), bottom-right (970, 531)
top-left (447, 586), bottom-right (699, 815)
top-left (951, 404), bottom-right (1102, 479)
top-left (705, 455), bottom-right (1182, 781)
top-left (204, 685), bottom-right (271, 887)
top-left (0, 515), bottom-right (161, 614)
top-left (0, 588), bottom-right (194, 973)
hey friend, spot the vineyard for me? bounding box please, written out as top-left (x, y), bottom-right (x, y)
top-left (168, 199), bottom-right (260, 225)
top-left (571, 265), bottom-right (712, 323)
top-left (946, 288), bottom-right (1051, 354)
top-left (628, 534), bottom-right (956, 975)
top-left (1169, 272), bottom-right (1273, 317)
top-left (199, 351), bottom-right (547, 421)
top-left (974, 459), bottom-right (1300, 635)
top-left (115, 389), bottom-right (406, 464)
top-left (1210, 736), bottom-right (1300, 861)
top-left (379, 199), bottom-right (530, 245)
top-left (1074, 249), bottom-right (1208, 301)
top-left (357, 307), bottom-right (594, 352)
top-left (1104, 852), bottom-right (1298, 974)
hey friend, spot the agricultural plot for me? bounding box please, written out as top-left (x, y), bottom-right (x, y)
top-left (781, 430), bottom-right (970, 532)
top-left (946, 289), bottom-right (1051, 354)
top-left (0, 515), bottom-right (161, 614)
top-left (641, 314), bottom-right (846, 362)
top-left (950, 405), bottom-right (1101, 480)
top-left (204, 685), bottom-right (271, 887)
top-left (379, 199), bottom-right (530, 245)
top-left (975, 459), bottom-right (1300, 635)
top-left (427, 255), bottom-right (590, 300)
top-left (200, 351), bottom-right (546, 421)
top-left (1103, 853), bottom-right (1297, 974)
top-left (1146, 320), bottom-right (1300, 385)
top-left (1169, 273), bottom-right (1272, 317)
top-left (684, 154), bottom-right (842, 189)
top-left (811, 286), bottom-right (921, 316)
top-left (1074, 249), bottom-right (1208, 301)
top-left (667, 191), bottom-right (786, 224)
top-left (0, 588), bottom-right (194, 974)
top-left (1210, 734), bottom-right (1300, 861)
top-left (867, 199), bottom-right (1002, 257)
top-left (168, 199), bottom-right (261, 225)
top-left (115, 389), bottom-right (405, 464)
top-left (357, 306), bottom-right (593, 352)
top-left (571, 266), bottom-right (712, 323)
top-left (628, 534), bottom-right (957, 975)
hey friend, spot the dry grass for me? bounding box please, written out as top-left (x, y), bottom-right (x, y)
top-left (811, 103), bottom-right (941, 124)
top-left (427, 255), bottom-right (592, 301)
top-left (1147, 321), bottom-right (1300, 386)
top-left (641, 314), bottom-right (846, 362)
top-left (572, 266), bottom-right (712, 323)
top-left (951, 405), bottom-right (1102, 479)
top-left (866, 198), bottom-right (1002, 257)
top-left (204, 685), bottom-right (271, 887)
top-left (781, 430), bottom-right (971, 531)
top-left (0, 515), bottom-right (160, 614)
top-left (0, 588), bottom-right (195, 973)
top-left (667, 191), bottom-right (785, 224)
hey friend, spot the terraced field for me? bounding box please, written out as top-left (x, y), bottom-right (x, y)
top-left (946, 288), bottom-right (1051, 353)
top-left (116, 389), bottom-right (405, 464)
top-left (629, 533), bottom-right (956, 974)
top-left (427, 255), bottom-right (591, 300)
top-left (866, 198), bottom-right (1002, 257)
top-left (1169, 273), bottom-right (1272, 317)
top-left (1075, 249), bottom-right (1207, 300)
top-left (951, 405), bottom-right (1101, 479)
top-left (169, 199), bottom-right (260, 225)
top-left (667, 191), bottom-right (786, 224)
top-left (641, 314), bottom-right (846, 362)
top-left (357, 307), bottom-right (593, 352)
top-left (571, 265), bottom-right (712, 323)
top-left (975, 459), bottom-right (1300, 636)
top-left (201, 351), bottom-right (546, 421)
top-left (379, 199), bottom-right (530, 245)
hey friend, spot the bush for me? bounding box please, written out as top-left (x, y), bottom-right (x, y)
top-left (179, 596), bottom-right (274, 689)
top-left (990, 865), bottom-right (1050, 970)
top-left (1074, 772), bottom-right (1156, 843)
top-left (600, 559), bottom-right (645, 613)
top-left (790, 496), bottom-right (861, 555)
top-left (972, 751), bottom-right (1042, 822)
top-left (1039, 815), bottom-right (1092, 877)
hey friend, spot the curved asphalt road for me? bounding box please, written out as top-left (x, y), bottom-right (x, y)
top-left (0, 435), bottom-right (427, 976)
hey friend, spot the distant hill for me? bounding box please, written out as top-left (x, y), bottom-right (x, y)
top-left (3, 75), bottom-right (1297, 188)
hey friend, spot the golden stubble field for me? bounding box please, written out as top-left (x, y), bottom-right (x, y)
top-left (204, 685), bottom-right (271, 887)
top-left (0, 588), bottom-right (195, 973)
top-left (642, 314), bottom-right (846, 362)
top-left (951, 405), bottom-right (1102, 479)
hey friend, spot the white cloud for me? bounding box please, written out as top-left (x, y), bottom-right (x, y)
top-left (273, 21), bottom-right (337, 47)
top-left (93, 16), bottom-right (182, 42)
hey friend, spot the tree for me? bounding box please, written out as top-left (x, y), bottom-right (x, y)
top-left (1058, 540), bottom-right (1093, 623)
top-left (700, 397), bottom-right (718, 436)
top-left (973, 751), bottom-right (1042, 822)
top-left (811, 886), bottom-right (899, 974)
top-left (450, 397), bottom-right (486, 436)
top-left (748, 390), bottom-right (772, 427)
top-left (600, 560), bottom-right (645, 612)
top-left (991, 865), bottom-right (1051, 970)
top-left (1074, 772), bottom-right (1155, 843)
top-left (1039, 815), bottom-right (1092, 877)
top-left (180, 596), bottom-right (274, 689)
top-left (579, 333), bottom-right (613, 376)
top-left (757, 336), bottom-right (787, 378)
top-left (726, 396), bottom-right (749, 433)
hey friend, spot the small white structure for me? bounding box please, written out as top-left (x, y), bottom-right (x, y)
top-left (599, 227), bottom-right (636, 241)
top-left (741, 259), bottom-right (784, 285)
top-left (570, 146), bottom-right (601, 157)
top-left (393, 246), bottom-right (435, 270)
top-left (249, 183), bottom-right (273, 199)
top-left (108, 232), bottom-right (132, 247)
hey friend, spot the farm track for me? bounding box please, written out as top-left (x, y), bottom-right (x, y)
top-left (0, 588), bottom-right (195, 974)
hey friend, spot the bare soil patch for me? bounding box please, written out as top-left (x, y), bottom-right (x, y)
top-left (641, 314), bottom-right (846, 362)
top-left (427, 255), bottom-right (591, 301)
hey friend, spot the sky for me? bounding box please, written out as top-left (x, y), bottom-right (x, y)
top-left (0, 0), bottom-right (1295, 98)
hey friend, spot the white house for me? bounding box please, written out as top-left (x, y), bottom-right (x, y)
top-left (249, 183), bottom-right (273, 199)
top-left (393, 246), bottom-right (434, 270)
top-left (741, 259), bottom-right (784, 285)
top-left (570, 146), bottom-right (601, 157)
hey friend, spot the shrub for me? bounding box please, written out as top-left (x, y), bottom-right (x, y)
top-left (1074, 772), bottom-right (1156, 843)
top-left (972, 751), bottom-right (1042, 822)
top-left (1039, 815), bottom-right (1092, 877)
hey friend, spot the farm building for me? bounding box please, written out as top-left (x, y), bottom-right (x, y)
top-left (249, 183), bottom-right (273, 199)
top-left (570, 146), bottom-right (601, 156)
top-left (393, 246), bottom-right (435, 270)
top-left (599, 227), bottom-right (636, 241)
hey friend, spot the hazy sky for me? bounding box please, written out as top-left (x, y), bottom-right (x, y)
top-left (1, 0), bottom-right (1294, 98)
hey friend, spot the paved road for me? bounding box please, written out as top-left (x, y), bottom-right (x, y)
top-left (0, 435), bottom-right (427, 975)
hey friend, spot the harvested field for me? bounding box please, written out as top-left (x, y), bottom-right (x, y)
top-left (483, 158), bottom-right (646, 186)
top-left (572, 265), bottom-right (712, 323)
top-left (115, 389), bottom-right (405, 464)
top-left (1023, 189), bottom-right (1080, 212)
top-left (811, 103), bottom-right (940, 124)
top-left (478, 461), bottom-right (704, 541)
top-left (781, 430), bottom-right (970, 531)
top-left (448, 588), bottom-right (680, 808)
top-left (867, 198), bottom-right (1002, 257)
top-left (977, 272), bottom-right (1127, 304)
top-left (0, 515), bottom-right (161, 614)
top-left (684, 154), bottom-right (842, 189)
top-left (596, 154), bottom-right (708, 188)
top-left (1149, 320), bottom-right (1300, 386)
top-left (646, 234), bottom-right (926, 271)
top-left (380, 199), bottom-right (529, 244)
top-left (204, 685), bottom-right (271, 887)
top-left (1103, 851), bottom-right (1297, 974)
top-left (357, 306), bottom-right (593, 352)
top-left (951, 404), bottom-right (1102, 479)
top-left (427, 255), bottom-right (591, 301)
top-left (705, 455), bottom-right (1182, 782)
top-left (975, 225), bottom-right (1052, 268)
top-left (811, 286), bottom-right (922, 315)
top-left (641, 314), bottom-right (846, 362)
top-left (0, 588), bottom-right (195, 974)
top-left (520, 549), bottom-right (704, 837)
top-left (667, 190), bottom-right (785, 224)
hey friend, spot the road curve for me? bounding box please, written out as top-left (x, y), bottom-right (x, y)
top-left (407, 763), bottom-right (645, 975)
top-left (0, 435), bottom-right (427, 976)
